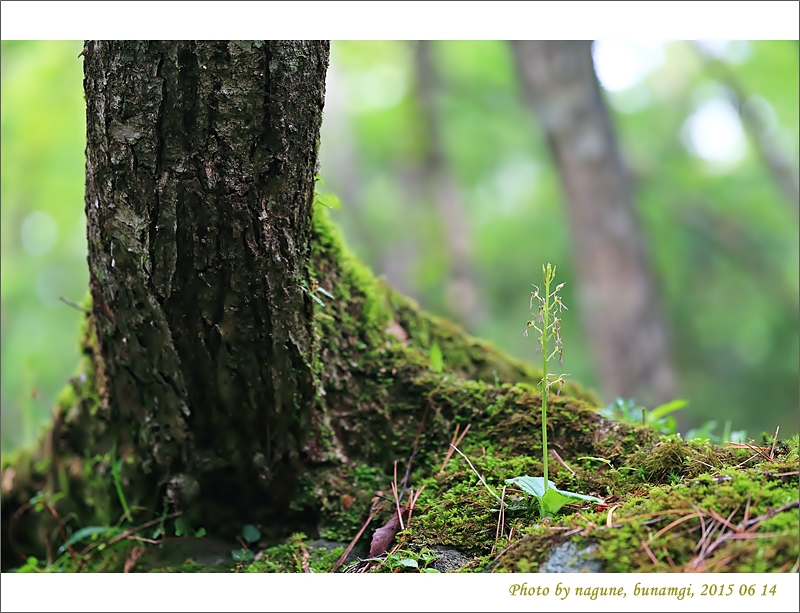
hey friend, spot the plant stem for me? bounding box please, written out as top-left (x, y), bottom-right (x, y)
top-left (110, 441), bottom-right (131, 521)
top-left (541, 266), bottom-right (551, 494)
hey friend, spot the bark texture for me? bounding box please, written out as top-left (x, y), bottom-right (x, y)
top-left (83, 40), bottom-right (329, 508)
top-left (512, 40), bottom-right (678, 411)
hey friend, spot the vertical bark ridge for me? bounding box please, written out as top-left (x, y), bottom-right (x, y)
top-left (83, 41), bottom-right (330, 509)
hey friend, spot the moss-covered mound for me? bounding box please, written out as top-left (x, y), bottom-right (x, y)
top-left (2, 207), bottom-right (797, 574)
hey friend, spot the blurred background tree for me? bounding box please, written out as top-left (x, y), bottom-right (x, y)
top-left (1, 39), bottom-right (797, 457)
top-left (512, 40), bottom-right (679, 422)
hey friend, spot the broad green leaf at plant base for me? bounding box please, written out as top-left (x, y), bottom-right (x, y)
top-left (506, 475), bottom-right (603, 517)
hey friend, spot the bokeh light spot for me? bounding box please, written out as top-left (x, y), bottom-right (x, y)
top-left (20, 211), bottom-right (59, 256)
top-left (682, 99), bottom-right (747, 165)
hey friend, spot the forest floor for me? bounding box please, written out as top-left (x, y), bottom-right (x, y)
top-left (5, 396), bottom-right (797, 574)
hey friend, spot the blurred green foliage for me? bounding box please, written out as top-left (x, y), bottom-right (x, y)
top-left (1, 40), bottom-right (87, 453)
top-left (1, 40), bottom-right (797, 458)
top-left (318, 40), bottom-right (798, 439)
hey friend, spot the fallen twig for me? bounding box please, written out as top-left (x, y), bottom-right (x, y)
top-left (706, 506), bottom-right (742, 534)
top-left (645, 511), bottom-right (702, 547)
top-left (80, 511), bottom-right (183, 557)
top-left (707, 553), bottom-right (737, 572)
top-left (549, 449), bottom-right (576, 477)
top-left (743, 500), bottom-right (799, 530)
top-left (641, 539), bottom-right (660, 566)
top-left (405, 485), bottom-right (426, 529)
top-left (662, 546), bottom-right (676, 569)
top-left (45, 504), bottom-right (78, 566)
top-left (330, 499), bottom-right (383, 573)
top-left (391, 461), bottom-right (405, 531)
top-left (439, 424), bottom-right (471, 474)
top-left (123, 546), bottom-right (146, 573)
top-left (753, 470), bottom-right (799, 477)
top-left (492, 485), bottom-right (507, 555)
top-left (769, 426), bottom-right (779, 461)
top-left (449, 444), bottom-right (503, 505)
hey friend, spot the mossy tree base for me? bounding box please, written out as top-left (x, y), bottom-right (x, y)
top-left (2, 209), bottom-right (798, 574)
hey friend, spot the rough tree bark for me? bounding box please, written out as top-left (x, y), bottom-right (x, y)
top-left (511, 40), bottom-right (678, 413)
top-left (83, 40), bottom-right (328, 517)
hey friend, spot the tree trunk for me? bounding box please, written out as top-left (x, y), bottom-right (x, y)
top-left (413, 40), bottom-right (487, 331)
top-left (511, 40), bottom-right (678, 413)
top-left (84, 40), bottom-right (328, 518)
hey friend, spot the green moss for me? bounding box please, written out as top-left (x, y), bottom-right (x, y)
top-left (290, 464), bottom-right (390, 544)
top-left (239, 534), bottom-right (347, 573)
top-left (622, 436), bottom-right (745, 484)
top-left (488, 435), bottom-right (799, 573)
top-left (5, 200), bottom-right (797, 575)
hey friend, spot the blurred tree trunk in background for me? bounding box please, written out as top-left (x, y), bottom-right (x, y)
top-left (84, 40), bottom-right (328, 517)
top-left (511, 40), bottom-right (679, 415)
top-left (413, 41), bottom-right (487, 331)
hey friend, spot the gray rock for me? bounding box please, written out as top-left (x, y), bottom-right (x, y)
top-left (540, 540), bottom-right (603, 573)
top-left (430, 546), bottom-right (472, 573)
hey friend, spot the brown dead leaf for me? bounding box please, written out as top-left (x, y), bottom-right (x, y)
top-left (341, 494), bottom-right (355, 510)
top-left (123, 546), bottom-right (146, 573)
top-left (369, 507), bottom-right (407, 557)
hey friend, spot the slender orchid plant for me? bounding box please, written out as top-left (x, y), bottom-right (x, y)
top-left (508, 264), bottom-right (603, 519)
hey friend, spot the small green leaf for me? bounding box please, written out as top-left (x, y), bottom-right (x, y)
top-left (232, 549), bottom-right (254, 562)
top-left (316, 192), bottom-right (341, 210)
top-left (541, 488), bottom-right (572, 516)
top-left (506, 475), bottom-right (603, 518)
top-left (310, 293), bottom-right (326, 307)
top-left (174, 516), bottom-right (189, 537)
top-left (315, 286), bottom-right (335, 300)
top-left (506, 476), bottom-right (554, 498)
top-left (242, 524), bottom-right (261, 544)
top-left (422, 568), bottom-right (440, 573)
top-left (399, 558), bottom-right (418, 568)
top-left (554, 487), bottom-right (602, 503)
top-left (194, 527), bottom-right (207, 538)
top-left (58, 526), bottom-right (119, 553)
top-left (430, 342), bottom-right (443, 373)
top-left (647, 399), bottom-right (688, 423)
